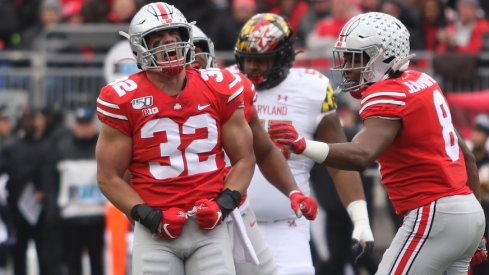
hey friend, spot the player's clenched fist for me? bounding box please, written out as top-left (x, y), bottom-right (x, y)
top-left (268, 122), bottom-right (306, 154)
top-left (194, 188), bottom-right (242, 230)
top-left (194, 199), bottom-right (223, 230)
top-left (160, 207), bottom-right (188, 239)
top-left (130, 204), bottom-right (187, 240)
top-left (289, 190), bottom-right (318, 220)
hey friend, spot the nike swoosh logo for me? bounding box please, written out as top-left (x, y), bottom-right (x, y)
top-left (162, 224), bottom-right (176, 239)
top-left (197, 104), bottom-right (210, 111)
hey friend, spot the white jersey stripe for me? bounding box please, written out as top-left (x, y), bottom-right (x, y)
top-left (359, 100), bottom-right (406, 115)
top-left (229, 76), bottom-right (240, 88)
top-left (227, 86), bottom-right (244, 103)
top-left (97, 98), bottom-right (120, 109)
top-left (97, 107), bottom-right (128, 120)
top-left (361, 91), bottom-right (406, 105)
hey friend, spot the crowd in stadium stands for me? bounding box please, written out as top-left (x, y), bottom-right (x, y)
top-left (0, 0), bottom-right (488, 53)
top-left (0, 105), bottom-right (104, 275)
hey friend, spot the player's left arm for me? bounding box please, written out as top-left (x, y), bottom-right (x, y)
top-left (250, 108), bottom-right (299, 196)
top-left (250, 107), bottom-right (318, 219)
top-left (221, 108), bottom-right (255, 195)
top-left (455, 129), bottom-right (481, 201)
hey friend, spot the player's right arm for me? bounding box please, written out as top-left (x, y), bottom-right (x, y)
top-left (96, 122), bottom-right (143, 217)
top-left (95, 79), bottom-right (144, 218)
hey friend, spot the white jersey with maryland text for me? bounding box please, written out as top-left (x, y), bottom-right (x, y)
top-left (248, 68), bottom-right (336, 221)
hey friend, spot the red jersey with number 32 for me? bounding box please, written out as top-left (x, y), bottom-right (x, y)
top-left (96, 67), bottom-right (244, 211)
top-left (359, 70), bottom-right (471, 215)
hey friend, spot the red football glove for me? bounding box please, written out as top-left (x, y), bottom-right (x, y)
top-left (159, 207), bottom-right (188, 240)
top-left (268, 122), bottom-right (306, 154)
top-left (194, 199), bottom-right (223, 230)
top-left (289, 190), bottom-right (318, 220)
top-left (471, 236), bottom-right (488, 266)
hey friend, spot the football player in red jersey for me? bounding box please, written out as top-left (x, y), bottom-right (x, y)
top-left (95, 3), bottom-right (255, 275)
top-left (191, 24), bottom-right (318, 275)
top-left (269, 11), bottom-right (487, 274)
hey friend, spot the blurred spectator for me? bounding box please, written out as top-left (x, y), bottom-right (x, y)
top-left (257, 0), bottom-right (277, 12)
top-left (41, 0), bottom-right (63, 28)
top-left (37, 107), bottom-right (69, 275)
top-left (0, 105), bottom-right (12, 148)
top-left (296, 0), bottom-right (332, 48)
top-left (15, 0), bottom-right (43, 49)
top-left (481, 0), bottom-right (489, 20)
top-left (81, 0), bottom-right (110, 23)
top-left (359, 0), bottom-right (382, 12)
top-left (107, 0), bottom-right (138, 23)
top-left (233, 0), bottom-right (256, 24)
top-left (0, 0), bottom-right (20, 49)
top-left (209, 0), bottom-right (256, 51)
top-left (21, 0), bottom-right (62, 49)
top-left (61, 0), bottom-right (84, 24)
top-left (404, 0), bottom-right (427, 15)
top-left (471, 114), bottom-right (489, 275)
top-left (436, 0), bottom-right (489, 54)
top-left (0, 107), bottom-right (45, 275)
top-left (472, 114), bottom-right (489, 168)
top-left (270, 0), bottom-right (309, 32)
top-left (421, 0), bottom-right (449, 51)
top-left (47, 107), bottom-right (105, 275)
top-left (306, 0), bottom-right (359, 58)
top-left (381, 0), bottom-right (424, 50)
top-left (0, 104), bottom-right (13, 275)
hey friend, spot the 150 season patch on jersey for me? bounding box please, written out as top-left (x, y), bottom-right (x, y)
top-left (132, 96), bottom-right (153, 109)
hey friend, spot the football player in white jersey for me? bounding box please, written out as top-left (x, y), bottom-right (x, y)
top-left (191, 24), bottom-right (319, 275)
top-left (234, 13), bottom-right (374, 275)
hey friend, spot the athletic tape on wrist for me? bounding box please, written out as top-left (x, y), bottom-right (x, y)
top-left (347, 200), bottom-right (369, 223)
top-left (302, 140), bottom-right (330, 163)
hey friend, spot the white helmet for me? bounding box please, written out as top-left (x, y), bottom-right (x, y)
top-left (191, 25), bottom-right (216, 69)
top-left (331, 12), bottom-right (412, 93)
top-left (124, 2), bottom-right (194, 74)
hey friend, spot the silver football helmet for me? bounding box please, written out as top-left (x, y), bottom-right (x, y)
top-left (331, 12), bottom-right (413, 93)
top-left (191, 25), bottom-right (216, 69)
top-left (123, 2), bottom-right (194, 74)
